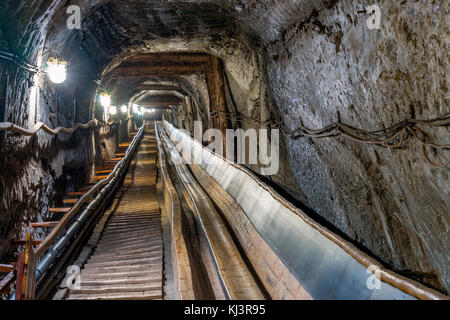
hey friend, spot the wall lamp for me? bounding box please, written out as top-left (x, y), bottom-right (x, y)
top-left (100, 93), bottom-right (111, 108)
top-left (109, 105), bottom-right (117, 115)
top-left (45, 56), bottom-right (68, 84)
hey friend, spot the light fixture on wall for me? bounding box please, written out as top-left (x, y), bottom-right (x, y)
top-left (100, 93), bottom-right (111, 108)
top-left (45, 56), bottom-right (68, 84)
top-left (109, 105), bottom-right (117, 115)
top-left (120, 105), bottom-right (127, 113)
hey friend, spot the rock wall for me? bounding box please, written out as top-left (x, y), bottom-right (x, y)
top-left (263, 0), bottom-right (449, 293)
top-left (0, 1), bottom-right (123, 261)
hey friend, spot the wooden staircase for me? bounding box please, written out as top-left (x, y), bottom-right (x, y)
top-left (67, 126), bottom-right (162, 300)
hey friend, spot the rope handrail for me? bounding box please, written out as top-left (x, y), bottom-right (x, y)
top-left (0, 117), bottom-right (129, 137)
top-left (210, 110), bottom-right (450, 168)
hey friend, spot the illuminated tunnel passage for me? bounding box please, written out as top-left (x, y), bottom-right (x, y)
top-left (0, 1), bottom-right (448, 301)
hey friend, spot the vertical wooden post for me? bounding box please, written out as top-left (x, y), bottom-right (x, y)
top-left (14, 252), bottom-right (24, 300)
top-left (14, 233), bottom-right (36, 300)
top-left (205, 56), bottom-right (231, 155)
top-left (25, 233), bottom-right (36, 300)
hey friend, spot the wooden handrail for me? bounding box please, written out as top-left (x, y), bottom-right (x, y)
top-left (0, 271), bottom-right (15, 294)
top-left (0, 264), bottom-right (14, 273)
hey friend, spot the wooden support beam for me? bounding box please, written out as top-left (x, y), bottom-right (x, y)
top-left (125, 53), bottom-right (210, 65)
top-left (111, 65), bottom-right (203, 78)
top-left (135, 85), bottom-right (186, 92)
top-left (30, 222), bottom-right (59, 228)
top-left (139, 102), bottom-right (179, 107)
top-left (78, 186), bottom-right (92, 192)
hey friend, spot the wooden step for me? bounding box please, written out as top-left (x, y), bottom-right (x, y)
top-left (68, 191), bottom-right (85, 196)
top-left (67, 290), bottom-right (162, 300)
top-left (63, 199), bottom-right (79, 204)
top-left (91, 245), bottom-right (163, 258)
top-left (88, 250), bottom-right (162, 263)
top-left (93, 175), bottom-right (108, 181)
top-left (95, 170), bottom-right (112, 174)
top-left (100, 230), bottom-right (161, 242)
top-left (70, 283), bottom-right (162, 295)
top-left (79, 275), bottom-right (161, 286)
top-left (30, 221), bottom-right (59, 228)
top-left (81, 269), bottom-right (161, 279)
top-left (96, 239), bottom-right (162, 251)
top-left (82, 264), bottom-right (162, 274)
top-left (85, 256), bottom-right (161, 269)
top-left (94, 242), bottom-right (163, 255)
top-left (49, 207), bottom-right (71, 213)
top-left (96, 241), bottom-right (162, 254)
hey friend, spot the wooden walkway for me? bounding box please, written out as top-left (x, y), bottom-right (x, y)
top-left (67, 126), bottom-right (162, 300)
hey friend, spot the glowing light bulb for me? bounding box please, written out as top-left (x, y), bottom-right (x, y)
top-left (46, 57), bottom-right (68, 84)
top-left (100, 93), bottom-right (111, 108)
top-left (120, 105), bottom-right (127, 113)
top-left (133, 103), bottom-right (139, 113)
top-left (109, 105), bottom-right (117, 115)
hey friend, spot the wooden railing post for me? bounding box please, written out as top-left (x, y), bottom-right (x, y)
top-left (14, 233), bottom-right (36, 300)
top-left (24, 233), bottom-right (36, 300)
top-left (14, 252), bottom-right (24, 300)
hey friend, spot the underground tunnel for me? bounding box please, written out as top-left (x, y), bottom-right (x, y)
top-left (0, 0), bottom-right (448, 302)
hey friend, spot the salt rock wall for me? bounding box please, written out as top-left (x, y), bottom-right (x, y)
top-left (262, 0), bottom-right (449, 293)
top-left (0, 1), bottom-right (122, 261)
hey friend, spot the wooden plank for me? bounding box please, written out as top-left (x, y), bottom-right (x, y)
top-left (111, 65), bottom-right (203, 78)
top-left (11, 240), bottom-right (42, 246)
top-left (68, 191), bottom-right (85, 196)
top-left (96, 170), bottom-right (113, 174)
top-left (78, 186), bottom-right (92, 192)
top-left (0, 264), bottom-right (14, 273)
top-left (62, 199), bottom-right (79, 204)
top-left (135, 84), bottom-right (186, 92)
top-left (30, 222), bottom-right (59, 228)
top-left (118, 142), bottom-right (131, 148)
top-left (115, 153), bottom-right (126, 156)
top-left (49, 207), bottom-right (71, 213)
top-left (93, 175), bottom-right (109, 181)
top-left (15, 252), bottom-right (24, 300)
top-left (0, 271), bottom-right (14, 294)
